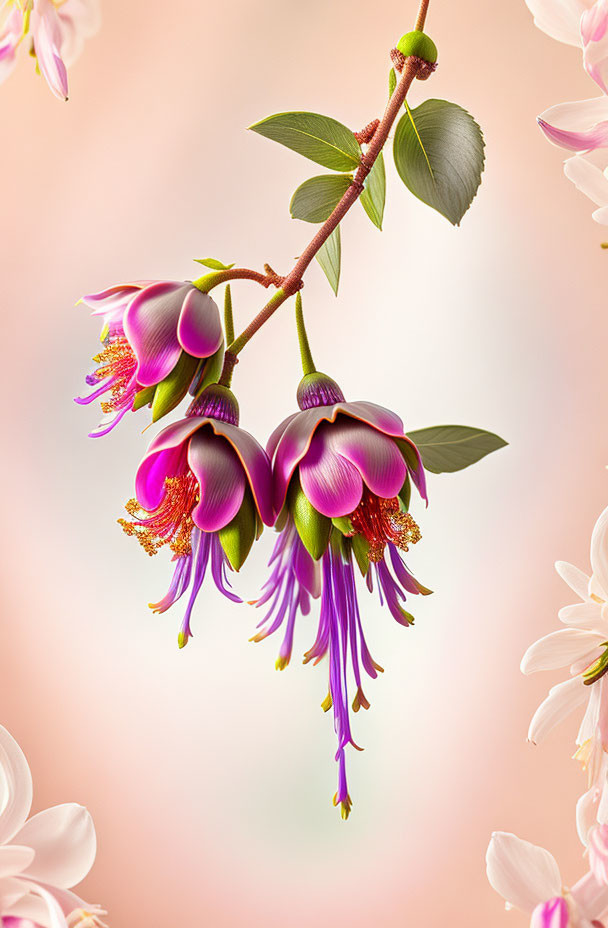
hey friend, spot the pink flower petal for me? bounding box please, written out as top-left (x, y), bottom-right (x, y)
top-left (31, 0), bottom-right (68, 100)
top-left (266, 413), bottom-right (298, 462)
top-left (530, 897), bottom-right (569, 928)
top-left (57, 0), bottom-right (100, 66)
top-left (486, 831), bottom-right (562, 913)
top-left (328, 419), bottom-right (407, 500)
top-left (188, 429), bottom-right (245, 532)
top-left (0, 726), bottom-right (33, 846)
top-left (176, 288), bottom-right (223, 359)
top-left (123, 281), bottom-right (188, 387)
top-left (299, 424), bottom-right (364, 518)
top-left (205, 420), bottom-right (274, 526)
top-left (583, 0), bottom-right (608, 91)
top-left (538, 96), bottom-right (608, 151)
top-left (13, 803), bottom-right (96, 889)
top-left (134, 417), bottom-right (201, 510)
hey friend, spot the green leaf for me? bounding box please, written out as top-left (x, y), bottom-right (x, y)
top-left (249, 111), bottom-right (361, 171)
top-left (290, 174), bottom-right (352, 223)
top-left (360, 152), bottom-right (386, 230)
top-left (288, 477), bottom-right (331, 560)
top-left (406, 425), bottom-right (507, 474)
top-left (194, 258), bottom-right (235, 270)
top-left (132, 385), bottom-right (155, 411)
top-left (315, 225), bottom-right (341, 295)
top-left (152, 352), bottom-right (200, 422)
top-left (393, 99), bottom-right (485, 226)
top-left (388, 67), bottom-right (397, 98)
top-left (219, 491), bottom-right (257, 571)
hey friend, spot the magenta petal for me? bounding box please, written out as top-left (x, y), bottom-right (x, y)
top-left (124, 281), bottom-right (188, 387)
top-left (135, 418), bottom-right (203, 509)
top-left (272, 401), bottom-right (408, 515)
top-left (530, 898), bottom-right (568, 928)
top-left (188, 430), bottom-right (245, 532)
top-left (330, 420), bottom-right (407, 499)
top-left (299, 425), bottom-right (364, 518)
top-left (267, 413), bottom-right (298, 461)
top-left (205, 420), bottom-right (275, 526)
top-left (81, 281), bottom-right (151, 321)
top-left (177, 288), bottom-right (223, 358)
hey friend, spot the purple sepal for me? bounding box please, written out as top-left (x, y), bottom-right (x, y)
top-left (297, 372), bottom-right (345, 410)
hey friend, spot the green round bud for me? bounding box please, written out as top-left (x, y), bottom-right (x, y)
top-left (396, 30), bottom-right (438, 63)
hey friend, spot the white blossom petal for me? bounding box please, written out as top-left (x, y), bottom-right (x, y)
top-left (521, 628), bottom-right (604, 674)
top-left (556, 560), bottom-right (592, 600)
top-left (525, 0), bottom-right (593, 45)
top-left (0, 727), bottom-right (33, 846)
top-left (14, 804), bottom-right (96, 889)
top-left (528, 676), bottom-right (588, 743)
top-left (486, 831), bottom-right (562, 912)
top-left (591, 507), bottom-right (608, 600)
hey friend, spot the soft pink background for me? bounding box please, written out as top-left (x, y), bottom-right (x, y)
top-left (1, 0), bottom-right (607, 924)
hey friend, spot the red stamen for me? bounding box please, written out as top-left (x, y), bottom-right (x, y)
top-left (349, 487), bottom-right (421, 562)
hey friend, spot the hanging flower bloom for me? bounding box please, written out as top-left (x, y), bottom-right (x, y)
top-left (0, 724), bottom-right (105, 928)
top-left (521, 507), bottom-right (608, 754)
top-left (0, 0), bottom-right (99, 100)
top-left (119, 384), bottom-right (274, 648)
top-left (487, 830), bottom-right (608, 927)
top-left (75, 280), bottom-right (224, 437)
top-left (253, 370), bottom-right (430, 818)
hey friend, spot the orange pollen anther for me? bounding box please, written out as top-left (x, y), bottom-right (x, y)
top-left (92, 336), bottom-right (137, 414)
top-left (118, 472), bottom-right (200, 557)
top-left (349, 487), bottom-right (421, 562)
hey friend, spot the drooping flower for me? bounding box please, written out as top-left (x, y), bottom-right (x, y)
top-left (253, 370), bottom-right (430, 818)
top-left (119, 384), bottom-right (274, 648)
top-left (0, 0), bottom-right (99, 100)
top-left (487, 830), bottom-right (608, 927)
top-left (0, 724), bottom-right (105, 928)
top-left (521, 507), bottom-right (608, 753)
top-left (75, 281), bottom-right (224, 437)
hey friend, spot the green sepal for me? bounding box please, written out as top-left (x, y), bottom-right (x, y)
top-left (218, 490), bottom-right (258, 571)
top-left (193, 343), bottom-right (225, 398)
top-left (152, 352), bottom-right (200, 422)
top-left (288, 477), bottom-right (331, 560)
top-left (398, 473), bottom-right (412, 511)
top-left (351, 534), bottom-right (371, 577)
top-left (396, 30), bottom-right (438, 63)
top-left (332, 515), bottom-right (354, 535)
top-left (274, 505), bottom-right (289, 533)
top-left (132, 385), bottom-right (156, 411)
top-left (397, 609), bottom-right (415, 627)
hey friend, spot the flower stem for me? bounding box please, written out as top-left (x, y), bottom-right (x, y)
top-left (295, 293), bottom-right (316, 376)
top-left (192, 267), bottom-right (274, 293)
top-left (225, 0), bottom-right (431, 365)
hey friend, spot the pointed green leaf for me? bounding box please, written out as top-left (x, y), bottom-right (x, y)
top-left (219, 491), bottom-right (257, 571)
top-left (398, 473), bottom-right (411, 511)
top-left (315, 225), bottom-right (341, 295)
top-left (388, 67), bottom-right (397, 98)
top-left (192, 343), bottom-right (225, 397)
top-left (360, 152), bottom-right (386, 230)
top-left (393, 99), bottom-right (485, 226)
top-left (132, 385), bottom-right (156, 411)
top-left (290, 174), bottom-right (352, 224)
top-left (152, 352), bottom-right (200, 422)
top-left (250, 111), bottom-right (362, 171)
top-left (351, 534), bottom-right (370, 577)
top-left (193, 258), bottom-right (235, 270)
top-left (406, 425), bottom-right (507, 474)
top-left (288, 477), bottom-right (331, 560)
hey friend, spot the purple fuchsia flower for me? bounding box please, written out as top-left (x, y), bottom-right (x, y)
top-left (0, 0), bottom-right (99, 100)
top-left (252, 370), bottom-right (430, 819)
top-left (119, 384), bottom-right (274, 648)
top-left (75, 280), bottom-right (224, 437)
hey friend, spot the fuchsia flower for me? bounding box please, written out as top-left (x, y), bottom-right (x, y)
top-left (76, 281), bottom-right (224, 437)
top-left (487, 830), bottom-right (608, 927)
top-left (119, 384), bottom-right (273, 648)
top-left (0, 724), bottom-right (106, 928)
top-left (252, 371), bottom-right (430, 818)
top-left (0, 0), bottom-right (99, 100)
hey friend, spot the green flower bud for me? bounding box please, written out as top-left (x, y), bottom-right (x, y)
top-left (288, 477), bottom-right (331, 561)
top-left (219, 490), bottom-right (258, 572)
top-left (396, 30), bottom-right (438, 64)
top-left (152, 351), bottom-right (200, 422)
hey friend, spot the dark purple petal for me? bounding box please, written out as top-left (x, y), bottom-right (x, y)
top-left (299, 424), bottom-right (364, 518)
top-left (177, 288), bottom-right (223, 358)
top-left (204, 420), bottom-right (274, 526)
top-left (188, 430), bottom-right (246, 532)
top-left (330, 419), bottom-right (407, 500)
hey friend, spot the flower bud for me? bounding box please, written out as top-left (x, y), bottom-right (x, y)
top-left (396, 30), bottom-right (438, 64)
